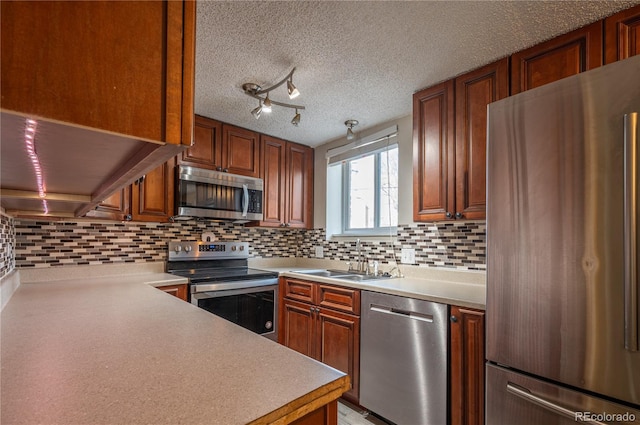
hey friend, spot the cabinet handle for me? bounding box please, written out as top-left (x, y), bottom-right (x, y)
top-left (450, 315), bottom-right (458, 323)
top-left (455, 212), bottom-right (463, 219)
top-left (445, 211), bottom-right (453, 219)
top-left (124, 214), bottom-right (132, 221)
top-left (223, 168), bottom-right (229, 173)
top-left (285, 223), bottom-right (291, 227)
top-left (279, 223), bottom-right (286, 227)
top-left (216, 166), bottom-right (222, 171)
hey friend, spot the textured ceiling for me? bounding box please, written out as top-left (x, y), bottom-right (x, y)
top-left (196, 1), bottom-right (638, 147)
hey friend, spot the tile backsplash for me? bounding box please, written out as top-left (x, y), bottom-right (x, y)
top-left (1, 212), bottom-right (16, 279)
top-left (13, 219), bottom-right (485, 271)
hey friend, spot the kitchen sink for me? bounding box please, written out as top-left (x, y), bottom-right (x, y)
top-left (291, 269), bottom-right (393, 281)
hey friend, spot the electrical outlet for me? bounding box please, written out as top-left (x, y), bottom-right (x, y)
top-left (315, 245), bottom-right (324, 258)
top-left (401, 248), bottom-right (416, 264)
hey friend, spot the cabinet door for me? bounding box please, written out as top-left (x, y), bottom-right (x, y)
top-left (131, 157), bottom-right (175, 222)
top-left (221, 124), bottom-right (260, 178)
top-left (450, 306), bottom-right (485, 425)
top-left (286, 143), bottom-right (314, 228)
top-left (260, 135), bottom-right (287, 227)
top-left (511, 21), bottom-right (602, 94)
top-left (605, 4), bottom-right (640, 64)
top-left (0, 1), bottom-right (194, 145)
top-left (317, 308), bottom-right (360, 404)
top-left (281, 299), bottom-right (316, 358)
top-left (454, 59), bottom-right (509, 221)
top-left (85, 187), bottom-right (131, 221)
top-left (413, 80), bottom-right (455, 222)
top-left (179, 115), bottom-right (222, 170)
top-left (157, 284), bottom-right (188, 301)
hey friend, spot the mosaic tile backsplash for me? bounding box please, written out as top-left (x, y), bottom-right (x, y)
top-left (1, 213), bottom-right (16, 279)
top-left (12, 219), bottom-right (485, 271)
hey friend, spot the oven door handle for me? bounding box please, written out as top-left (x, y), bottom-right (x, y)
top-left (191, 280), bottom-right (279, 295)
top-left (242, 184), bottom-right (249, 218)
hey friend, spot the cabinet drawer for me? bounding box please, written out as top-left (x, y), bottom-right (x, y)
top-left (317, 284), bottom-right (360, 315)
top-left (282, 278), bottom-right (315, 303)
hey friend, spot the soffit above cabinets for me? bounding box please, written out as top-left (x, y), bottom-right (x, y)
top-left (0, 111), bottom-right (184, 218)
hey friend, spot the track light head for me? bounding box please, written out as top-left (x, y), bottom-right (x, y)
top-left (263, 94), bottom-right (272, 113)
top-left (345, 120), bottom-right (359, 140)
top-left (251, 105), bottom-right (262, 119)
top-left (251, 100), bottom-right (262, 119)
top-left (287, 79), bottom-right (300, 99)
top-left (291, 109), bottom-right (301, 126)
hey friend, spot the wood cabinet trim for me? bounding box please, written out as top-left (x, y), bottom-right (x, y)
top-left (221, 124), bottom-right (261, 178)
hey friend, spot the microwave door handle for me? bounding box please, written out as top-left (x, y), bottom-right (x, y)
top-left (242, 184), bottom-right (249, 217)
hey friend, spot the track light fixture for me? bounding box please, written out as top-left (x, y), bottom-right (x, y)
top-left (251, 99), bottom-right (262, 119)
top-left (242, 68), bottom-right (305, 126)
top-left (345, 120), bottom-right (359, 140)
top-left (291, 109), bottom-right (301, 126)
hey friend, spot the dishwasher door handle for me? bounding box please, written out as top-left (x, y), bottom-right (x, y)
top-left (370, 304), bottom-right (434, 323)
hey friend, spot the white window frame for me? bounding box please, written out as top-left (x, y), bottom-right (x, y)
top-left (340, 144), bottom-right (398, 236)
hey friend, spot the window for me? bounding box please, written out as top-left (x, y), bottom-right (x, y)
top-left (327, 144), bottom-right (398, 236)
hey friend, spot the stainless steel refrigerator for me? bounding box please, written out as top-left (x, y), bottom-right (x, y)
top-left (486, 54), bottom-right (640, 424)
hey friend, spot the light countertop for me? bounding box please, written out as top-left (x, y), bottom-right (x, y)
top-left (1, 273), bottom-right (348, 425)
top-left (253, 265), bottom-right (485, 310)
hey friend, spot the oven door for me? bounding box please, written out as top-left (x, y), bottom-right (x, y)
top-left (191, 282), bottom-right (278, 341)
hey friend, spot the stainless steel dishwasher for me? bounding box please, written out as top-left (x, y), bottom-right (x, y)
top-left (360, 290), bottom-right (448, 425)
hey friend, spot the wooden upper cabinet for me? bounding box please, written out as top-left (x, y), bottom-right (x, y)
top-left (511, 21), bottom-right (603, 94)
top-left (450, 306), bottom-right (485, 425)
top-left (179, 115), bottom-right (223, 170)
top-left (261, 135), bottom-right (288, 227)
top-left (286, 143), bottom-right (314, 228)
top-left (0, 1), bottom-right (194, 146)
top-left (253, 137), bottom-right (313, 229)
top-left (413, 80), bottom-right (455, 222)
top-left (86, 187), bottom-right (131, 221)
top-left (131, 158), bottom-right (175, 222)
top-left (222, 124), bottom-right (261, 178)
top-left (455, 59), bottom-right (509, 220)
top-left (605, 4), bottom-right (640, 64)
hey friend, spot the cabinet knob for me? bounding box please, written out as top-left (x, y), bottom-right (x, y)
top-left (279, 222), bottom-right (286, 227)
top-left (445, 211), bottom-right (453, 219)
top-left (285, 223), bottom-right (290, 227)
top-left (216, 166), bottom-right (222, 171)
top-left (223, 168), bottom-right (229, 173)
top-left (455, 212), bottom-right (463, 219)
top-left (124, 214), bottom-right (132, 221)
top-left (450, 315), bottom-right (458, 323)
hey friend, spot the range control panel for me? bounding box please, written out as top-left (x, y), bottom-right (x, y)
top-left (168, 241), bottom-right (249, 261)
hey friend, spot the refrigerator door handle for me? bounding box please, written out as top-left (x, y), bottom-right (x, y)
top-left (506, 383), bottom-right (606, 425)
top-left (624, 112), bottom-right (639, 352)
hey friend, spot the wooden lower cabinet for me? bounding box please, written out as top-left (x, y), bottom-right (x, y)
top-left (280, 278), bottom-right (360, 405)
top-left (290, 400), bottom-right (338, 425)
top-left (156, 283), bottom-right (188, 302)
top-left (450, 306), bottom-right (485, 425)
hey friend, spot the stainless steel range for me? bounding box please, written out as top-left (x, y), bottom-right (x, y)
top-left (166, 241), bottom-right (279, 340)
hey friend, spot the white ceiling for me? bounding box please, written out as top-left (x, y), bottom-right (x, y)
top-left (195, 1), bottom-right (638, 147)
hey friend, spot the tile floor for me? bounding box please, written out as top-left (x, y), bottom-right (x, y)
top-left (338, 401), bottom-right (390, 425)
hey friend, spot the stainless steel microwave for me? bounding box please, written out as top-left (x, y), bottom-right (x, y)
top-left (175, 165), bottom-right (263, 222)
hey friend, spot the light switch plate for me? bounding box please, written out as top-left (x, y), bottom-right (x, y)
top-left (315, 245), bottom-right (324, 258)
top-left (401, 248), bottom-right (416, 264)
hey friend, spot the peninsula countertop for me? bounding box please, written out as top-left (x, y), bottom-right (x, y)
top-left (1, 273), bottom-right (348, 425)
